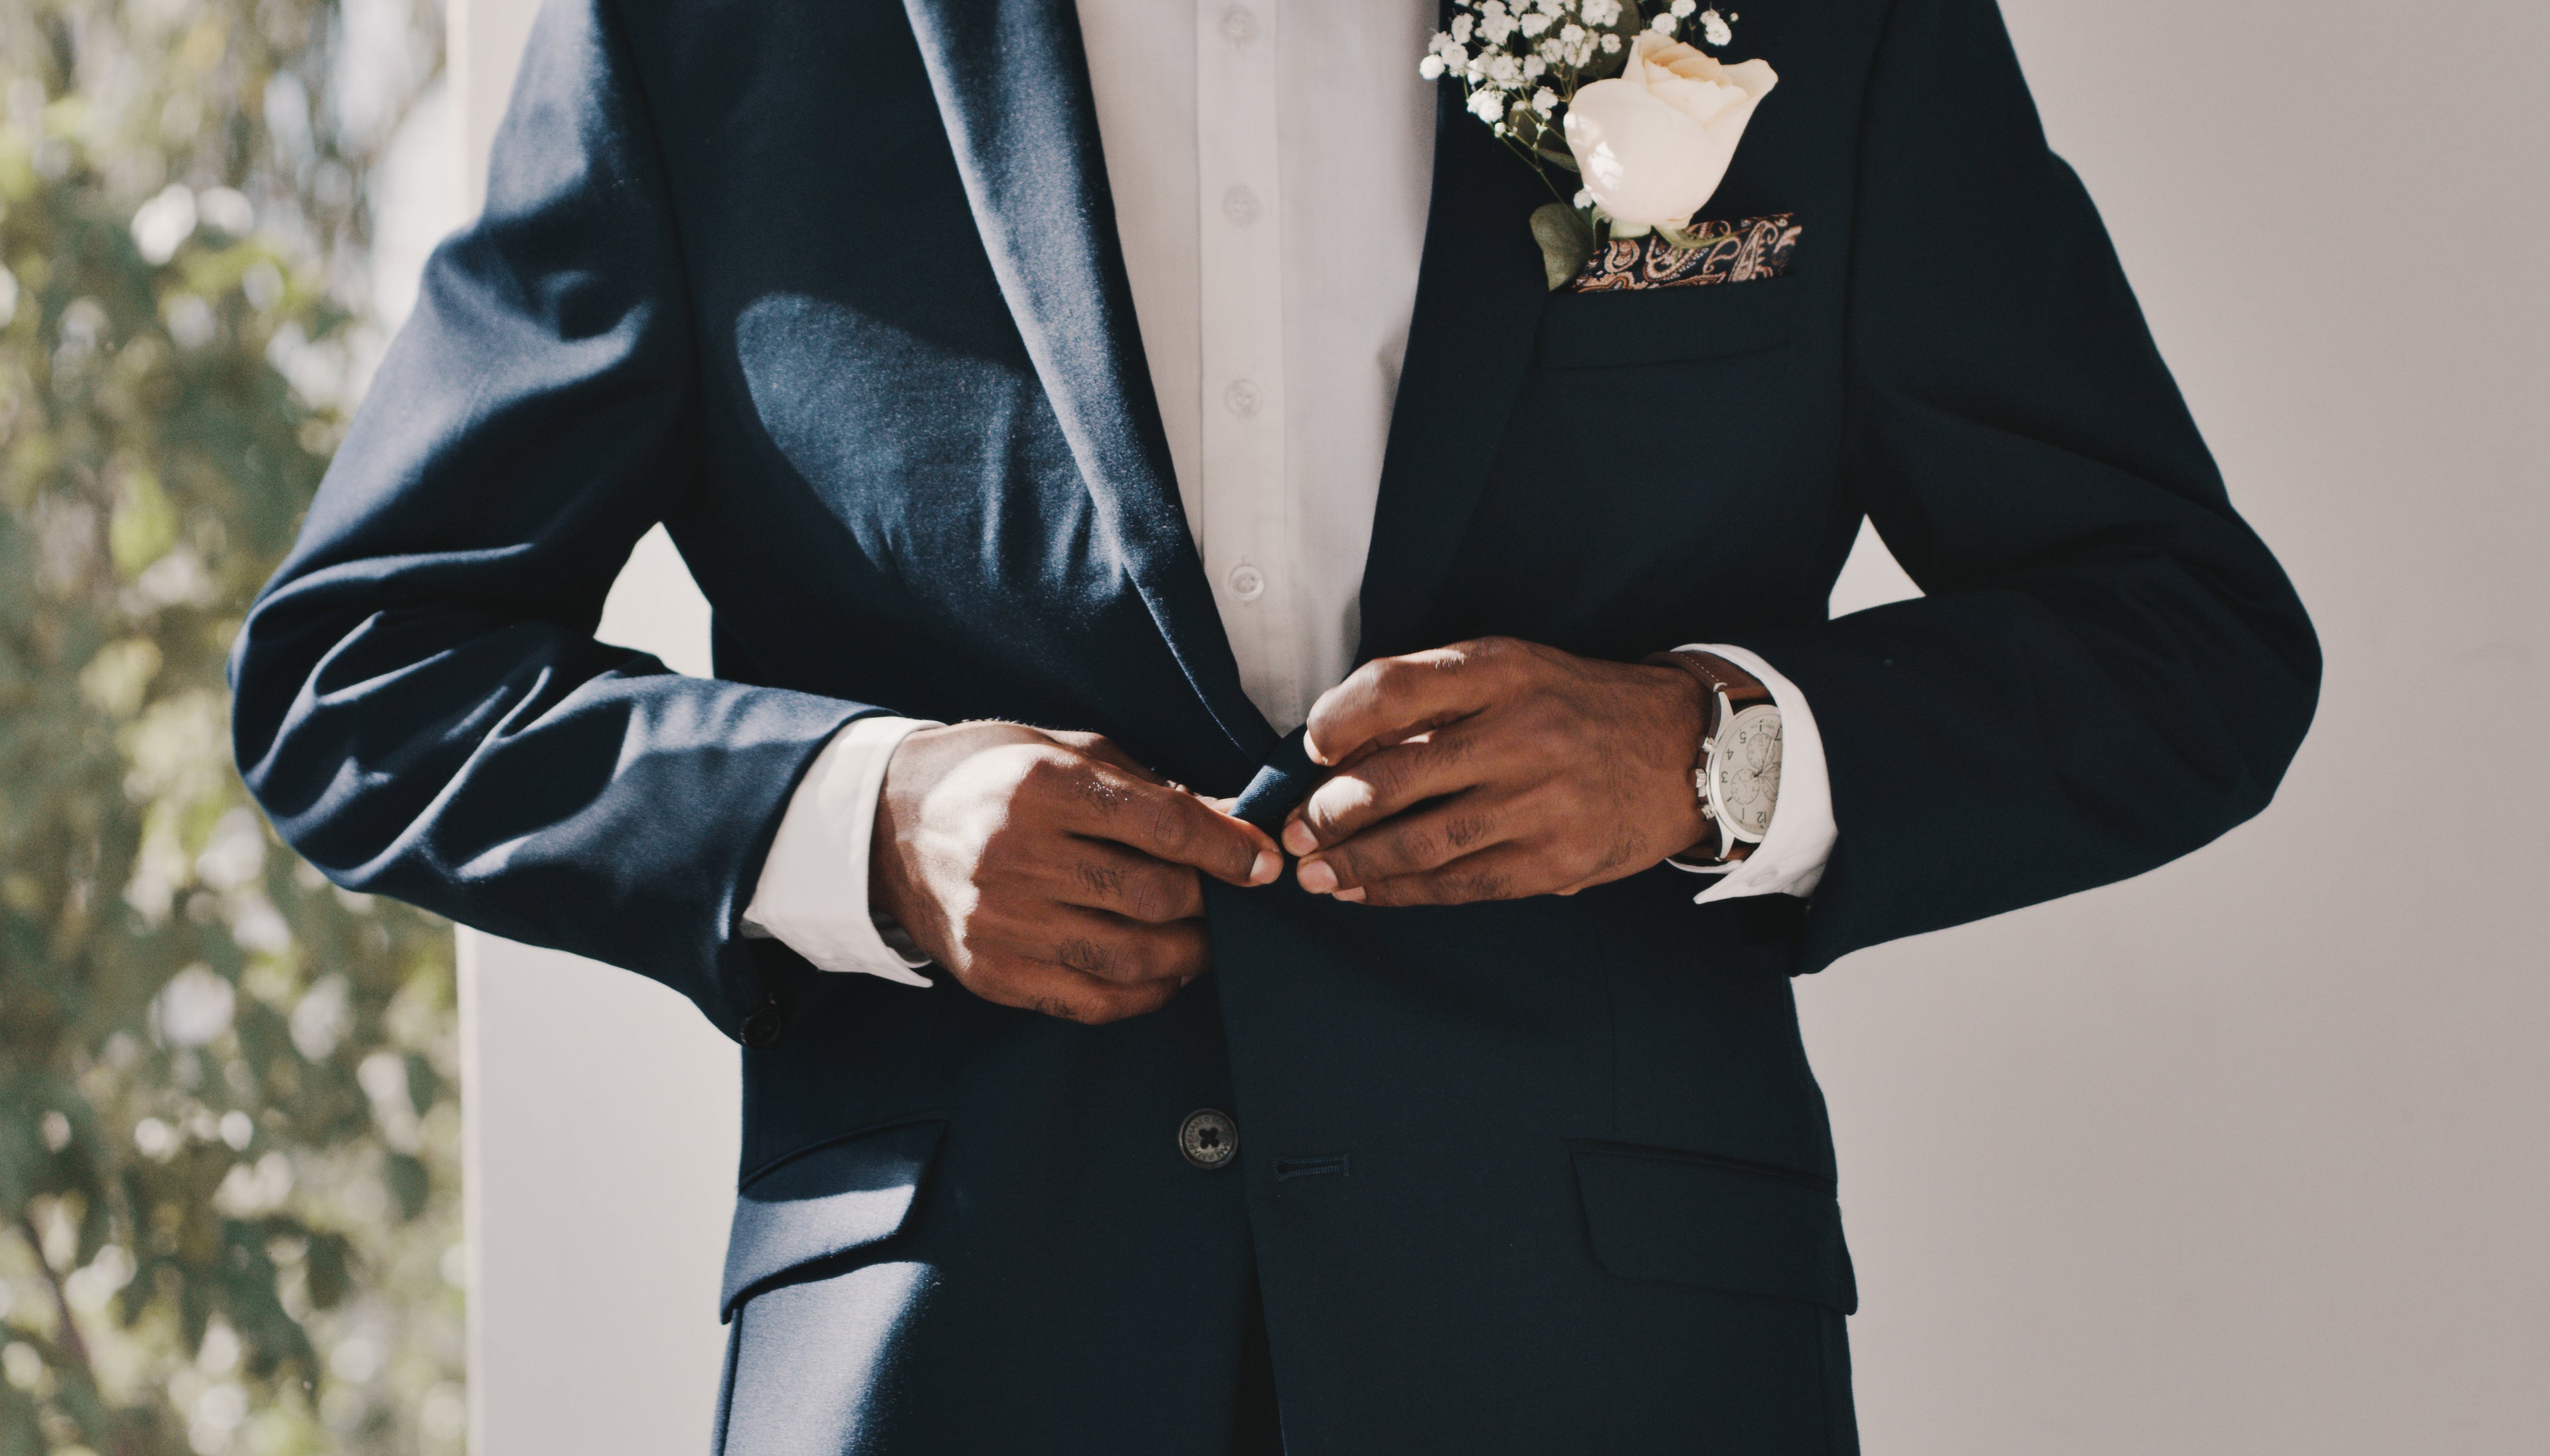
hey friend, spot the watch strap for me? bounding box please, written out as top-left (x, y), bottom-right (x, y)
top-left (1644, 651), bottom-right (1774, 864)
top-left (1644, 649), bottom-right (1772, 716)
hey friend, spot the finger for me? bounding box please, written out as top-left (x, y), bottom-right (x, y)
top-left (1045, 843), bottom-right (1207, 924)
top-left (1282, 728), bottom-right (1489, 861)
top-left (1298, 791), bottom-right (1513, 895)
top-left (965, 954), bottom-right (1187, 1026)
top-left (1057, 758), bottom-right (1282, 887)
top-left (1302, 638), bottom-right (1515, 769)
top-left (1345, 843), bottom-right (1563, 908)
top-left (1037, 910), bottom-right (1214, 987)
top-left (966, 897), bottom-right (1211, 985)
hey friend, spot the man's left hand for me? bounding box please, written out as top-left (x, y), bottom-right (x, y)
top-left (1280, 637), bottom-right (1714, 906)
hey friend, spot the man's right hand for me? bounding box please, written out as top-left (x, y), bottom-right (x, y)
top-left (870, 722), bottom-right (1282, 1025)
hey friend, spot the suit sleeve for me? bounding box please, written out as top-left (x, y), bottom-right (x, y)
top-left (1724, 0), bottom-right (2321, 975)
top-left (228, 0), bottom-right (875, 1037)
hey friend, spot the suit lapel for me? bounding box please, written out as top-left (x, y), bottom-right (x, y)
top-left (900, 0), bottom-right (1276, 768)
top-left (1356, 79), bottom-right (1556, 662)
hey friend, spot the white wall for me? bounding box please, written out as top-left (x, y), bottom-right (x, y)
top-left (1809, 3), bottom-right (2550, 1451)
top-left (438, 1), bottom-right (2550, 1451)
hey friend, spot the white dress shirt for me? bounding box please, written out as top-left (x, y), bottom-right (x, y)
top-left (740, 0), bottom-right (1837, 980)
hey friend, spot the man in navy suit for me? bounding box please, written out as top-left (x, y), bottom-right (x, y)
top-left (232, 0), bottom-right (2316, 1449)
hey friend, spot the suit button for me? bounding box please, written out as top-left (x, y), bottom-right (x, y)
top-left (1179, 1109), bottom-right (1238, 1170)
top-left (739, 1003), bottom-right (784, 1048)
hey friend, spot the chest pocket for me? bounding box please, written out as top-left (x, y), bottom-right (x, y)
top-left (1535, 278), bottom-right (1798, 369)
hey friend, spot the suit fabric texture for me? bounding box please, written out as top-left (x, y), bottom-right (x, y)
top-left (229, 0), bottom-right (2319, 1449)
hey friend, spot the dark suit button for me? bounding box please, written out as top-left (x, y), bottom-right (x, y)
top-left (739, 1002), bottom-right (784, 1048)
top-left (1179, 1109), bottom-right (1238, 1170)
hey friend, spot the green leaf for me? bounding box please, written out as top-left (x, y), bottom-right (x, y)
top-left (383, 1151), bottom-right (430, 1220)
top-left (108, 468), bottom-right (179, 580)
top-left (1530, 202), bottom-right (1597, 292)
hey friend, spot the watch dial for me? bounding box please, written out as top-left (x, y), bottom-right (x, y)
top-left (1715, 706), bottom-right (1783, 841)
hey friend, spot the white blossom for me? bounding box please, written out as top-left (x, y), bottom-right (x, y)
top-left (1650, 13), bottom-right (1679, 34)
top-left (1671, 0), bottom-right (1699, 16)
top-left (1419, 53), bottom-right (1446, 80)
top-left (1699, 9), bottom-right (1734, 46)
top-left (1452, 13), bottom-right (1475, 42)
top-left (1581, 0), bottom-right (1623, 25)
top-left (1519, 12), bottom-right (1552, 38)
top-left (1574, 188), bottom-right (1595, 208)
top-left (1523, 54), bottom-right (1549, 78)
top-left (1468, 88), bottom-right (1507, 122)
top-left (1600, 33), bottom-right (1624, 54)
top-left (1532, 87), bottom-right (1559, 116)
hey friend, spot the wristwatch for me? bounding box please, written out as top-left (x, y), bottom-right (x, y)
top-left (1645, 651), bottom-right (1784, 864)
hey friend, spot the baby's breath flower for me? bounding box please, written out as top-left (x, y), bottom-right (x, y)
top-left (1523, 54), bottom-right (1549, 78)
top-left (1468, 89), bottom-right (1506, 123)
top-left (1670, 0), bottom-right (1699, 17)
top-left (1581, 0), bottom-right (1622, 24)
top-left (1419, 53), bottom-right (1446, 80)
top-left (1699, 9), bottom-right (1734, 46)
top-left (1532, 87), bottom-right (1559, 116)
top-left (1574, 188), bottom-right (1594, 208)
top-left (1600, 32), bottom-right (1623, 54)
top-left (1452, 13), bottom-right (1475, 43)
top-left (1519, 13), bottom-right (1551, 38)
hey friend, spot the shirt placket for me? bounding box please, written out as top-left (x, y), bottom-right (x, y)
top-left (1195, 0), bottom-right (1306, 729)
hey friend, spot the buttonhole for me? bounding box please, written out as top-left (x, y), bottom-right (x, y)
top-left (1273, 1155), bottom-right (1348, 1181)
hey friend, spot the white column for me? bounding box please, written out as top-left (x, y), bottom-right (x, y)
top-left (444, 3), bottom-right (736, 1452)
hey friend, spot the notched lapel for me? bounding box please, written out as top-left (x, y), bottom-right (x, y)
top-left (1356, 80), bottom-right (1559, 663)
top-left (898, 0), bottom-right (1274, 769)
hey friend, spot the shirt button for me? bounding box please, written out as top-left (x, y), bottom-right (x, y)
top-left (1220, 5), bottom-right (1257, 46)
top-left (1179, 1108), bottom-right (1238, 1169)
top-left (1223, 378), bottom-right (1261, 417)
top-left (1222, 184), bottom-right (1261, 226)
top-left (1227, 564), bottom-right (1266, 602)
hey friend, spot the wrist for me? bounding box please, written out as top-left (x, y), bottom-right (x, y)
top-left (1638, 662), bottom-right (1715, 859)
top-left (1644, 650), bottom-right (1773, 864)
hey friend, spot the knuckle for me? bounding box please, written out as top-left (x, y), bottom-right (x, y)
top-left (1146, 799), bottom-right (1193, 855)
top-left (1381, 822), bottom-right (1440, 870)
top-left (1441, 811), bottom-right (1496, 852)
top-left (1053, 935), bottom-right (1116, 979)
top-left (1074, 855), bottom-right (1127, 902)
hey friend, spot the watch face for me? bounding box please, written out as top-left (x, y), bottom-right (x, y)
top-left (1709, 704), bottom-right (1783, 843)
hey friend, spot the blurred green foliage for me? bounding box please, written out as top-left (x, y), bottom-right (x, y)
top-left (0, 0), bottom-right (460, 1450)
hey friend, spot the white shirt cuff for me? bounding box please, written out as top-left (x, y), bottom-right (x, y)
top-left (1662, 644), bottom-right (1836, 905)
top-left (740, 715), bottom-right (942, 986)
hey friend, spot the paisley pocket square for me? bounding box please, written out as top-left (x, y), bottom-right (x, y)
top-left (1569, 213), bottom-right (1802, 293)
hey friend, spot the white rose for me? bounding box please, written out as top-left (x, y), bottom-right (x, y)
top-left (1562, 33), bottom-right (1778, 230)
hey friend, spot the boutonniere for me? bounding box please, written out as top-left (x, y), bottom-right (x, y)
top-left (1419, 3), bottom-right (1780, 289)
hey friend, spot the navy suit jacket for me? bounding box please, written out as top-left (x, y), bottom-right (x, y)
top-left (231, 0), bottom-right (2318, 1449)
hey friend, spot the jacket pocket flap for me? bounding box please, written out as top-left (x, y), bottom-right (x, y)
top-left (721, 1119), bottom-right (944, 1321)
top-left (1535, 279), bottom-right (1797, 369)
top-left (1571, 1141), bottom-right (1856, 1313)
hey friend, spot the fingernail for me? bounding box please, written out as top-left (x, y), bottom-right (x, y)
top-left (1282, 821), bottom-right (1318, 856)
top-left (1249, 850), bottom-right (1280, 885)
top-left (1334, 886), bottom-right (1365, 904)
top-left (1298, 858), bottom-right (1338, 894)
